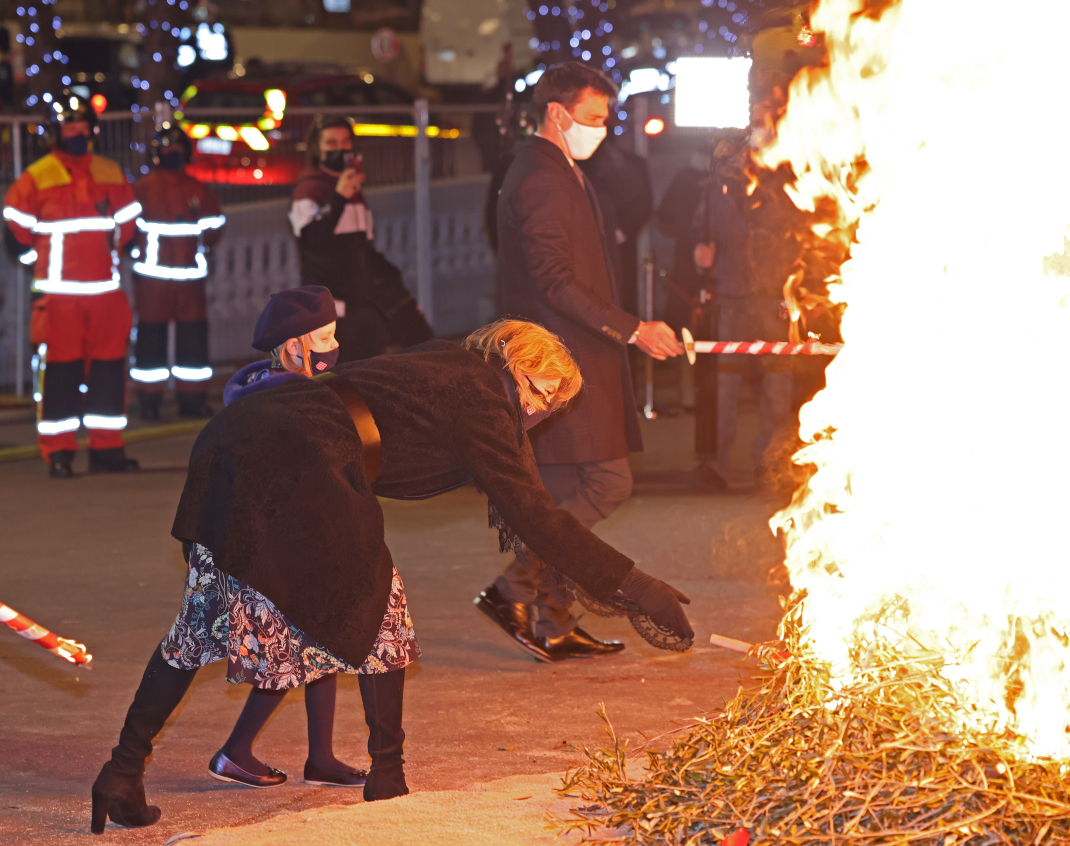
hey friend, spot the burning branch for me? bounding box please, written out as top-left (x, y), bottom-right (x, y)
top-left (554, 599), bottom-right (1070, 845)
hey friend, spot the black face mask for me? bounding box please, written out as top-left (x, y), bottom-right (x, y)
top-left (307, 347), bottom-right (339, 373)
top-left (320, 149), bottom-right (351, 173)
top-left (157, 151), bottom-right (184, 170)
top-left (59, 133), bottom-right (90, 156)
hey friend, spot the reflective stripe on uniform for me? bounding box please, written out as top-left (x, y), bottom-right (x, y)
top-left (33, 277), bottom-right (120, 295)
top-left (3, 206), bottom-right (38, 228)
top-left (130, 367), bottom-right (171, 383)
top-left (83, 414), bottom-right (127, 430)
top-left (132, 214), bottom-right (226, 281)
top-left (15, 214), bottom-right (125, 294)
top-left (112, 201), bottom-right (143, 224)
top-left (170, 365), bottom-right (212, 381)
top-left (133, 253), bottom-right (208, 280)
top-left (37, 417), bottom-right (80, 435)
top-left (33, 217), bottom-right (116, 234)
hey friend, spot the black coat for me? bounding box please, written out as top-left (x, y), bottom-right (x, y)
top-left (171, 341), bottom-right (635, 668)
top-left (496, 136), bottom-right (643, 465)
top-left (579, 143), bottom-right (654, 318)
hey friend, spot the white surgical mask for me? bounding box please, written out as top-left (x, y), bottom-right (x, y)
top-left (556, 115), bottom-right (606, 161)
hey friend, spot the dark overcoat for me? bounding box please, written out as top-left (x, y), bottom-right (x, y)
top-left (171, 341), bottom-right (634, 669)
top-left (496, 135), bottom-right (643, 465)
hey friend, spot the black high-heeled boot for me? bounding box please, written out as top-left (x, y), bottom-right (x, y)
top-left (91, 647), bottom-right (197, 834)
top-left (358, 669), bottom-right (409, 801)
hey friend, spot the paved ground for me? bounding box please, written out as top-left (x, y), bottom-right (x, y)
top-left (0, 410), bottom-right (786, 845)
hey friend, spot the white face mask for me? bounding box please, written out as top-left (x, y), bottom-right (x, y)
top-left (556, 114), bottom-right (607, 161)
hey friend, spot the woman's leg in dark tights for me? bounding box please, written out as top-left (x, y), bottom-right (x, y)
top-left (305, 673), bottom-right (361, 776)
top-left (91, 646), bottom-right (198, 833)
top-left (220, 688), bottom-right (287, 776)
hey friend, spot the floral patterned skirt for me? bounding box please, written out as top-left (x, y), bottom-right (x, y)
top-left (161, 544), bottom-right (420, 690)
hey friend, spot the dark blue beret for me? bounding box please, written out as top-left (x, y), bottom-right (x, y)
top-left (252, 286), bottom-right (337, 352)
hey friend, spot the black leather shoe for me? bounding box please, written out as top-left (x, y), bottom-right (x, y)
top-left (88, 448), bottom-right (140, 474)
top-left (207, 750), bottom-right (286, 788)
top-left (537, 627), bottom-right (625, 660)
top-left (303, 760), bottom-right (368, 787)
top-left (474, 584), bottom-right (555, 663)
top-left (48, 449), bottom-right (75, 478)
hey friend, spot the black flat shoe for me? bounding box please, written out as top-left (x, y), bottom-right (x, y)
top-left (473, 585), bottom-right (554, 663)
top-left (303, 760), bottom-right (369, 787)
top-left (90, 761), bottom-right (161, 835)
top-left (537, 627), bottom-right (625, 660)
top-left (207, 750), bottom-right (287, 788)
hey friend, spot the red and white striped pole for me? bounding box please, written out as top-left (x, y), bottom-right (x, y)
top-left (680, 328), bottom-right (843, 365)
top-left (0, 601), bottom-right (92, 664)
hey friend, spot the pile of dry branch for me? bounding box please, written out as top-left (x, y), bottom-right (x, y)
top-left (556, 599), bottom-right (1070, 845)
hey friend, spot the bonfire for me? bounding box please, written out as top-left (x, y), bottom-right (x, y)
top-left (557, 0), bottom-right (1070, 841)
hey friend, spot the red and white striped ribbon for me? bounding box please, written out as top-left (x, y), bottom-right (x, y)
top-left (689, 340), bottom-right (843, 356)
top-left (0, 602), bottom-right (92, 664)
top-left (680, 328), bottom-right (842, 364)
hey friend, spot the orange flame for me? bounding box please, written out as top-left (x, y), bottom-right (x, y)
top-left (758, 0), bottom-right (1070, 758)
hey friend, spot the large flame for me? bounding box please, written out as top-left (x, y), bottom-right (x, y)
top-left (760, 0), bottom-right (1070, 758)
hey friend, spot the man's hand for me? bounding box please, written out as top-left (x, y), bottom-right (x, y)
top-left (633, 321), bottom-right (682, 360)
top-left (335, 168), bottom-right (365, 200)
top-left (693, 241), bottom-right (716, 269)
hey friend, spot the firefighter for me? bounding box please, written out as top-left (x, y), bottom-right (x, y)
top-left (3, 91), bottom-right (142, 477)
top-left (129, 123), bottom-right (224, 419)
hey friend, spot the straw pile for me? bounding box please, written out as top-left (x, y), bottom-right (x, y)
top-left (555, 596), bottom-right (1070, 845)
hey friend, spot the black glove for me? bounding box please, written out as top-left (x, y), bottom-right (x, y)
top-left (618, 567), bottom-right (694, 641)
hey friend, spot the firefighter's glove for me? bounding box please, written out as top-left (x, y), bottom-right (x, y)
top-left (619, 567), bottom-right (694, 641)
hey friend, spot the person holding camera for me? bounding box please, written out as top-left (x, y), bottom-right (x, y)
top-left (288, 116), bottom-right (432, 362)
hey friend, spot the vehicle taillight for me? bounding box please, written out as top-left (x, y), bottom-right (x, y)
top-left (239, 126), bottom-right (270, 151)
top-left (265, 89), bottom-right (286, 120)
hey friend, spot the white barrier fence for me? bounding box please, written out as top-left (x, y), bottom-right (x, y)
top-left (0, 175), bottom-right (497, 392)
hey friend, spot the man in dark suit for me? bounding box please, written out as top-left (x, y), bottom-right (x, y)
top-left (474, 63), bottom-right (681, 662)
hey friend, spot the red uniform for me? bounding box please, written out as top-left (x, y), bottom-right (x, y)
top-left (3, 150), bottom-right (140, 461)
top-left (129, 168), bottom-right (224, 414)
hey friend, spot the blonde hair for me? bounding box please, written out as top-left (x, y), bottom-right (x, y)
top-left (270, 334), bottom-right (313, 378)
top-left (465, 319), bottom-right (582, 412)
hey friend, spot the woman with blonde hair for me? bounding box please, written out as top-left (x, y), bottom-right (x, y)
top-left (90, 315), bottom-right (693, 834)
top-left (464, 317), bottom-right (583, 420)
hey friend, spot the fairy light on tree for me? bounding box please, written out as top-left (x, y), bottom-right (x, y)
top-left (18, 0), bottom-right (67, 108)
top-left (523, 2), bottom-right (571, 68)
top-left (131, 0), bottom-right (193, 176)
top-left (138, 0), bottom-right (192, 114)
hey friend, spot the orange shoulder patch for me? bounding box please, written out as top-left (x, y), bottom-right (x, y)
top-left (89, 155), bottom-right (126, 185)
